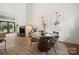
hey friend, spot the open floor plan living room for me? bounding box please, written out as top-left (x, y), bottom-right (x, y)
top-left (0, 3), bottom-right (79, 55)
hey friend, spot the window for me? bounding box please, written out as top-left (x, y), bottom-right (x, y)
top-left (0, 21), bottom-right (15, 33)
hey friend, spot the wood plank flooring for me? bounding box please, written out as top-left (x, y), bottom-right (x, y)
top-left (0, 36), bottom-right (79, 55)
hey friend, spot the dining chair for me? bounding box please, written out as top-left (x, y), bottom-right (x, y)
top-left (28, 31), bottom-right (39, 54)
top-left (38, 32), bottom-right (59, 55)
top-left (0, 32), bottom-right (6, 54)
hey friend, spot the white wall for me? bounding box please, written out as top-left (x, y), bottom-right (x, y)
top-left (0, 3), bottom-right (27, 26)
top-left (32, 3), bottom-right (79, 44)
top-left (26, 3), bottom-right (33, 25)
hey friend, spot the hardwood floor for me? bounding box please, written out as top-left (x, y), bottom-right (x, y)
top-left (0, 36), bottom-right (79, 55)
top-left (60, 41), bottom-right (79, 55)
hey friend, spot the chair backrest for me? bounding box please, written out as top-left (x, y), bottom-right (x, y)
top-left (38, 36), bottom-right (50, 52)
top-left (52, 31), bottom-right (59, 42)
top-left (38, 32), bottom-right (59, 52)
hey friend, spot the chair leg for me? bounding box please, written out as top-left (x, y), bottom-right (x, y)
top-left (56, 42), bottom-right (59, 49)
top-left (28, 42), bottom-right (32, 54)
top-left (45, 51), bottom-right (48, 55)
top-left (53, 45), bottom-right (57, 55)
top-left (5, 40), bottom-right (6, 53)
